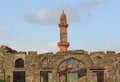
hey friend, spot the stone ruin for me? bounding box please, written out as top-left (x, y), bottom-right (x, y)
top-left (0, 45), bottom-right (120, 82)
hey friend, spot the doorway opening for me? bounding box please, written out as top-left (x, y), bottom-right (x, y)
top-left (13, 71), bottom-right (25, 82)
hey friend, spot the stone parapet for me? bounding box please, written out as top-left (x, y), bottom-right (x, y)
top-left (0, 45), bottom-right (17, 53)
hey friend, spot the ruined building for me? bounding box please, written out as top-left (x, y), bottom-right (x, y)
top-left (0, 11), bottom-right (120, 82)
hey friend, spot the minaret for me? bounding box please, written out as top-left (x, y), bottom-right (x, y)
top-left (57, 11), bottom-right (70, 52)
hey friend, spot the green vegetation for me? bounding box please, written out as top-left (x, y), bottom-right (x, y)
top-left (48, 74), bottom-right (78, 82)
top-left (0, 75), bottom-right (10, 82)
top-left (69, 75), bottom-right (77, 82)
top-left (0, 78), bottom-right (5, 82)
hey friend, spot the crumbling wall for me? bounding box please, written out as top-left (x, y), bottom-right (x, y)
top-left (0, 45), bottom-right (120, 82)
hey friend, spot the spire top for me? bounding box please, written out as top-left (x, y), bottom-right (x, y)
top-left (62, 10), bottom-right (64, 13)
top-left (60, 11), bottom-right (67, 25)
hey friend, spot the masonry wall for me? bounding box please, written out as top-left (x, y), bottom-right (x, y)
top-left (0, 45), bottom-right (120, 82)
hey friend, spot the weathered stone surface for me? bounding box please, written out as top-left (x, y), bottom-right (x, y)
top-left (0, 45), bottom-right (17, 53)
top-left (0, 45), bottom-right (120, 82)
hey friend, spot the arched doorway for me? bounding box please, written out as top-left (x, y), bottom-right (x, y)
top-left (57, 58), bottom-right (87, 82)
top-left (13, 58), bottom-right (25, 82)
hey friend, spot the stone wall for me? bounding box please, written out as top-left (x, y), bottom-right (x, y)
top-left (0, 45), bottom-right (120, 82)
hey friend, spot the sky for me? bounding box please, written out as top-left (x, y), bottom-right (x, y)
top-left (0, 0), bottom-right (120, 53)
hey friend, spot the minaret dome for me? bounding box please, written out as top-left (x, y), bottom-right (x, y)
top-left (60, 11), bottom-right (67, 25)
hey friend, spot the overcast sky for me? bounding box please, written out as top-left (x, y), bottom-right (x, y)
top-left (0, 0), bottom-right (120, 53)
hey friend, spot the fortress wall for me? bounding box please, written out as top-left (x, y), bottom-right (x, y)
top-left (0, 45), bottom-right (120, 82)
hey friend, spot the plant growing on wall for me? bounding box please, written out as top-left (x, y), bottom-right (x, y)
top-left (0, 75), bottom-right (10, 82)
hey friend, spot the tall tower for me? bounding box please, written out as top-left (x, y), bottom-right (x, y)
top-left (57, 11), bottom-right (70, 52)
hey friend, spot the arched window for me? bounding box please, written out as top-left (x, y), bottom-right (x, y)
top-left (15, 58), bottom-right (24, 68)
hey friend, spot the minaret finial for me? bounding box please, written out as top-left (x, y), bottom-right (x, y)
top-left (63, 10), bottom-right (64, 13)
top-left (60, 11), bottom-right (67, 25)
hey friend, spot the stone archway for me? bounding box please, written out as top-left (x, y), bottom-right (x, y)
top-left (15, 58), bottom-right (24, 68)
top-left (58, 58), bottom-right (87, 82)
top-left (55, 54), bottom-right (92, 70)
top-left (53, 54), bottom-right (92, 82)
